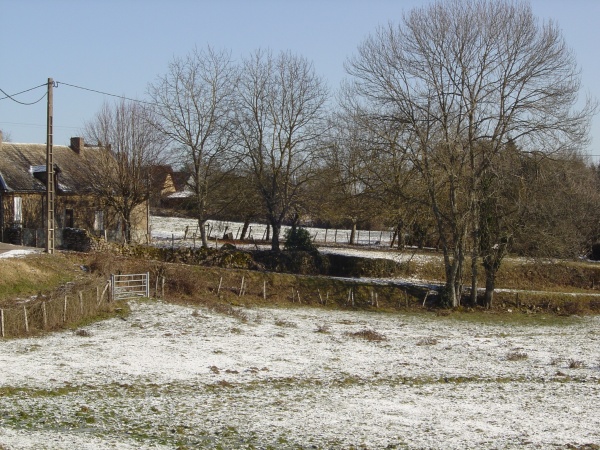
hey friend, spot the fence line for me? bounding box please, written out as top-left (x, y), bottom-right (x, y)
top-left (151, 217), bottom-right (398, 248)
top-left (0, 280), bottom-right (113, 339)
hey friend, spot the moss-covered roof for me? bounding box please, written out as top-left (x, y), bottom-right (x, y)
top-left (0, 141), bottom-right (109, 194)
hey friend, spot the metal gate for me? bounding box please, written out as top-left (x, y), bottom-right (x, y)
top-left (111, 273), bottom-right (150, 301)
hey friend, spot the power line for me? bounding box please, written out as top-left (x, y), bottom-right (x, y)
top-left (0, 121), bottom-right (80, 130)
top-left (0, 84), bottom-right (48, 105)
top-left (56, 81), bottom-right (156, 105)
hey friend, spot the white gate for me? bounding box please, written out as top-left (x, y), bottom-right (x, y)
top-left (111, 273), bottom-right (150, 301)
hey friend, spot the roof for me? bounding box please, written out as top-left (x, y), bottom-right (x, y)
top-left (145, 165), bottom-right (174, 188)
top-left (171, 171), bottom-right (192, 191)
top-left (0, 141), bottom-right (110, 194)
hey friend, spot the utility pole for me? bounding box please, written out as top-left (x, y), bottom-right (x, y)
top-left (45, 78), bottom-right (55, 254)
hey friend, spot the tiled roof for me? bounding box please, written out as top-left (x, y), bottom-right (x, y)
top-left (0, 142), bottom-right (109, 193)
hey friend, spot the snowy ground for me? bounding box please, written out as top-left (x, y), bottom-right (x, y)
top-left (0, 299), bottom-right (599, 449)
top-left (1, 217), bottom-right (598, 448)
top-left (0, 248), bottom-right (40, 259)
top-left (150, 215), bottom-right (397, 248)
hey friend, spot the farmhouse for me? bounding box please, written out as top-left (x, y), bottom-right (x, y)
top-left (0, 133), bottom-right (148, 248)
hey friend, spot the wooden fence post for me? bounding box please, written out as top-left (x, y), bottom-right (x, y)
top-left (263, 280), bottom-right (267, 300)
top-left (79, 291), bottom-right (84, 315)
top-left (42, 301), bottom-right (47, 329)
top-left (161, 276), bottom-right (165, 299)
top-left (217, 277), bottom-right (223, 296)
top-left (239, 276), bottom-right (245, 297)
top-left (63, 296), bottom-right (68, 322)
top-left (23, 306), bottom-right (29, 333)
top-left (99, 281), bottom-right (110, 306)
top-left (0, 309), bottom-right (4, 337)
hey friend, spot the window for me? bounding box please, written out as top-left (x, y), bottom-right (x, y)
top-left (65, 209), bottom-right (74, 228)
top-left (94, 211), bottom-right (104, 231)
top-left (13, 197), bottom-right (22, 223)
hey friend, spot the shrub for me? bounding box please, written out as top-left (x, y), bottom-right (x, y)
top-left (284, 227), bottom-right (316, 252)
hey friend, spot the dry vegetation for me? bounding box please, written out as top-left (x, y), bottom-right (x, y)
top-left (1, 247), bottom-right (600, 339)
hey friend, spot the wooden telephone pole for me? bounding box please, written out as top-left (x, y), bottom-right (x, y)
top-left (45, 78), bottom-right (55, 254)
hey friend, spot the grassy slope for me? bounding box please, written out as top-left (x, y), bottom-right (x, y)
top-left (0, 254), bottom-right (86, 306)
top-left (2, 250), bottom-right (600, 316)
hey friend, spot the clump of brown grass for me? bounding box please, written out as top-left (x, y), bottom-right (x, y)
top-left (506, 351), bottom-right (528, 361)
top-left (274, 319), bottom-right (297, 328)
top-left (416, 337), bottom-right (438, 346)
top-left (315, 323), bottom-right (330, 333)
top-left (345, 329), bottom-right (387, 342)
top-left (74, 329), bottom-right (92, 337)
top-left (568, 359), bottom-right (585, 369)
top-left (211, 303), bottom-right (248, 322)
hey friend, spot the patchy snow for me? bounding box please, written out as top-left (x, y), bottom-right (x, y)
top-left (0, 299), bottom-right (599, 449)
top-left (0, 248), bottom-right (40, 259)
top-left (150, 215), bottom-right (396, 247)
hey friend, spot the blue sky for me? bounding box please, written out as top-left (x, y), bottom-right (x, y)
top-left (1, 0), bottom-right (599, 160)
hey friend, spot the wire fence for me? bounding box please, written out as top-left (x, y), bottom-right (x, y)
top-left (151, 217), bottom-right (399, 249)
top-left (0, 281), bottom-right (113, 338)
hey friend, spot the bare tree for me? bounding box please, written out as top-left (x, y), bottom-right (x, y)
top-left (148, 46), bottom-right (238, 248)
top-left (84, 99), bottom-right (165, 243)
top-left (346, 0), bottom-right (594, 307)
top-left (0, 130), bottom-right (11, 142)
top-left (234, 50), bottom-right (329, 251)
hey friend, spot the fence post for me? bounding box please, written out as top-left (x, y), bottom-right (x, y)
top-left (146, 272), bottom-right (150, 298)
top-left (217, 277), bottom-right (223, 296)
top-left (109, 275), bottom-right (114, 302)
top-left (23, 306), bottom-right (29, 333)
top-left (161, 276), bottom-right (165, 299)
top-left (0, 309), bottom-right (4, 337)
top-left (42, 301), bottom-right (47, 329)
top-left (79, 291), bottom-right (84, 315)
top-left (63, 296), bottom-right (68, 322)
top-left (239, 276), bottom-right (245, 297)
top-left (99, 281), bottom-right (110, 306)
top-left (263, 280), bottom-right (267, 300)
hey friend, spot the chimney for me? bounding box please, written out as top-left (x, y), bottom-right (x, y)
top-left (70, 136), bottom-right (84, 153)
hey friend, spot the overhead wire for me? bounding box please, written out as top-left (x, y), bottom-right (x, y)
top-left (0, 84), bottom-right (48, 105)
top-left (56, 81), bottom-right (157, 105)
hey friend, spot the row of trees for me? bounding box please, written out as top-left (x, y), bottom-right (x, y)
top-left (83, 0), bottom-right (598, 308)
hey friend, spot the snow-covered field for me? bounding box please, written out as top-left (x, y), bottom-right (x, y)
top-left (1, 300), bottom-right (599, 449)
top-left (151, 215), bottom-right (396, 248)
top-left (1, 217), bottom-right (599, 448)
top-left (150, 215), bottom-right (441, 270)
